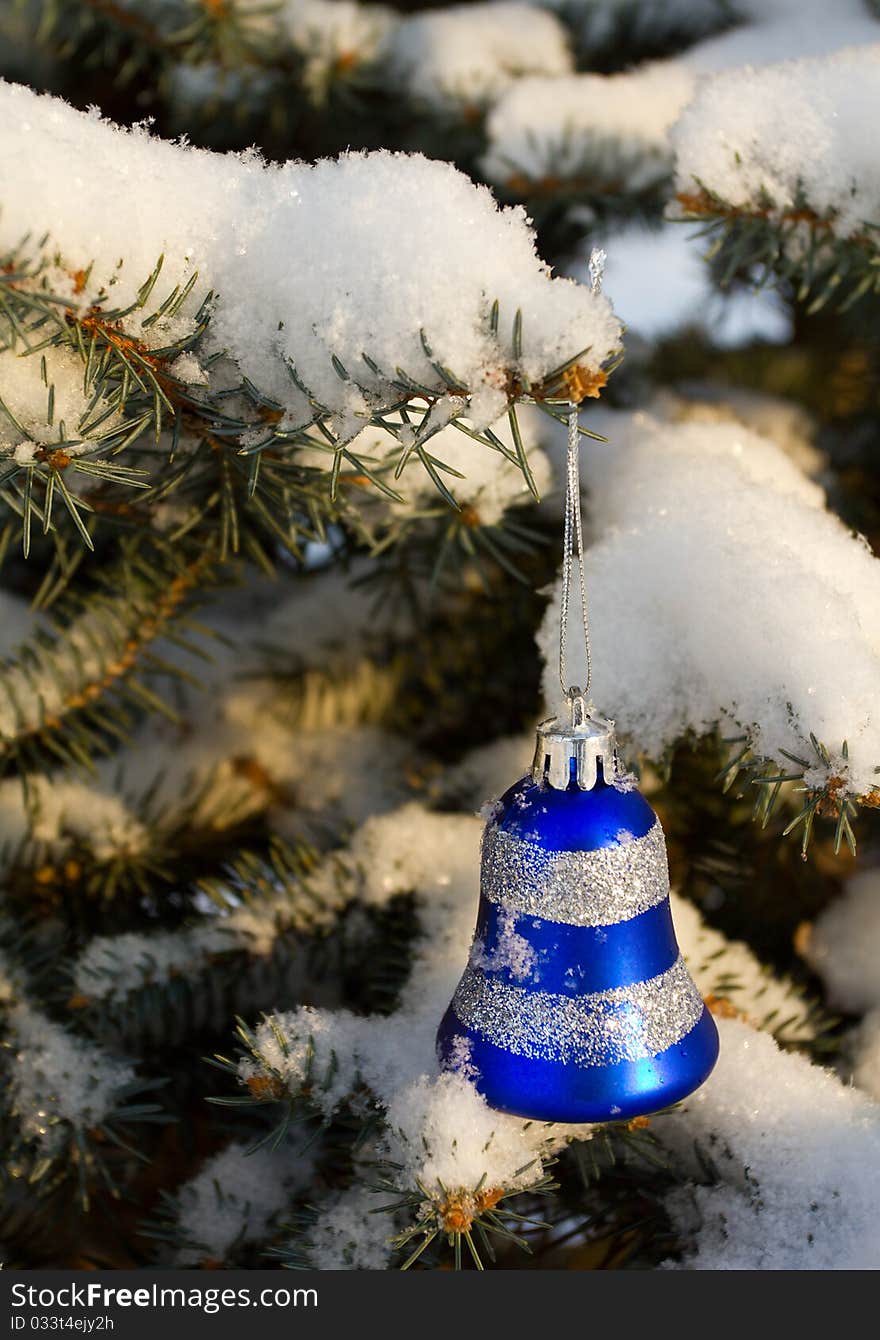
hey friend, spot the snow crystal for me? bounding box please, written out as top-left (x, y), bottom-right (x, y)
top-left (7, 1005), bottom-right (135, 1149)
top-left (470, 909), bottom-right (537, 981)
top-left (0, 81), bottom-right (620, 431)
top-left (167, 351), bottom-right (209, 386)
top-left (673, 46), bottom-right (880, 238)
top-left (175, 1140), bottom-right (311, 1265)
top-left (387, 4), bottom-right (572, 113)
top-left (659, 1017), bottom-right (880, 1269)
top-left (537, 413), bottom-right (880, 795)
top-left (482, 62), bottom-right (694, 195)
top-left (805, 869), bottom-right (880, 1014)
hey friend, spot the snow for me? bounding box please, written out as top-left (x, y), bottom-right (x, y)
top-left (348, 802), bottom-right (482, 905)
top-left (6, 1004), bottom-right (135, 1151)
top-left (0, 81), bottom-right (620, 435)
top-left (537, 412), bottom-right (880, 796)
top-left (805, 869), bottom-right (880, 1015)
top-left (660, 1017), bottom-right (880, 1269)
top-left (661, 389), bottom-right (824, 478)
top-left (387, 4), bottom-right (572, 113)
top-left (0, 591), bottom-right (160, 746)
top-left (71, 840), bottom-right (362, 1002)
top-left (673, 46), bottom-right (880, 237)
top-left (301, 1187), bottom-right (395, 1270)
top-left (0, 774), bottom-right (149, 863)
top-left (470, 909), bottom-right (537, 980)
top-left (686, 0), bottom-right (880, 72)
top-left (672, 893), bottom-right (817, 1043)
top-left (482, 62), bottom-right (695, 195)
top-left (441, 732), bottom-right (536, 809)
top-left (0, 345), bottom-right (118, 458)
top-left (175, 1140), bottom-right (311, 1265)
top-left (0, 562), bottom-right (422, 867)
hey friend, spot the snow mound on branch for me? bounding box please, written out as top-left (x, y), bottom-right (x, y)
top-left (175, 1141), bottom-right (311, 1265)
top-left (686, 0), bottom-right (880, 72)
top-left (660, 1017), bottom-right (880, 1270)
top-left (388, 3), bottom-right (572, 112)
top-left (537, 413), bottom-right (880, 795)
top-left (6, 1005), bottom-right (135, 1151)
top-left (673, 46), bottom-right (880, 237)
top-left (0, 81), bottom-right (619, 433)
top-left (671, 894), bottom-right (817, 1044)
top-left (302, 1187), bottom-right (396, 1270)
top-left (660, 389), bottom-right (824, 479)
top-left (0, 345), bottom-right (118, 459)
top-left (482, 62), bottom-right (694, 194)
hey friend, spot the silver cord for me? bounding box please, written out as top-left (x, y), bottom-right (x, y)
top-left (558, 402), bottom-right (592, 701)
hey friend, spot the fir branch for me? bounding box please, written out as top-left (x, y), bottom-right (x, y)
top-left (0, 536), bottom-right (216, 780)
top-left (676, 186), bottom-right (880, 315)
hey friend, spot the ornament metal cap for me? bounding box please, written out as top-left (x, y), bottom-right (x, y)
top-left (531, 689), bottom-right (617, 791)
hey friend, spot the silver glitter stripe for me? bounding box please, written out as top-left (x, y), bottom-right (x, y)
top-left (481, 820), bottom-right (669, 928)
top-left (451, 956), bottom-right (704, 1068)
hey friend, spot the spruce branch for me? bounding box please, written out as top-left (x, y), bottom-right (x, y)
top-left (0, 535), bottom-right (216, 782)
top-left (675, 186), bottom-right (880, 316)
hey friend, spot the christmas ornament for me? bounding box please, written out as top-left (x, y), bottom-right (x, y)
top-left (437, 267), bottom-right (718, 1121)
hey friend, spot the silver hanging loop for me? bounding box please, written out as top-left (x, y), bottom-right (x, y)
top-left (558, 402), bottom-right (592, 701)
top-left (535, 459), bottom-right (618, 787)
top-left (535, 249), bottom-right (615, 790)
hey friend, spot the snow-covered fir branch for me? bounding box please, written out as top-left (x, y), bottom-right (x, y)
top-left (482, 62), bottom-right (694, 202)
top-left (537, 412), bottom-right (880, 817)
top-left (671, 46), bottom-right (880, 309)
top-left (0, 81), bottom-right (620, 438)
